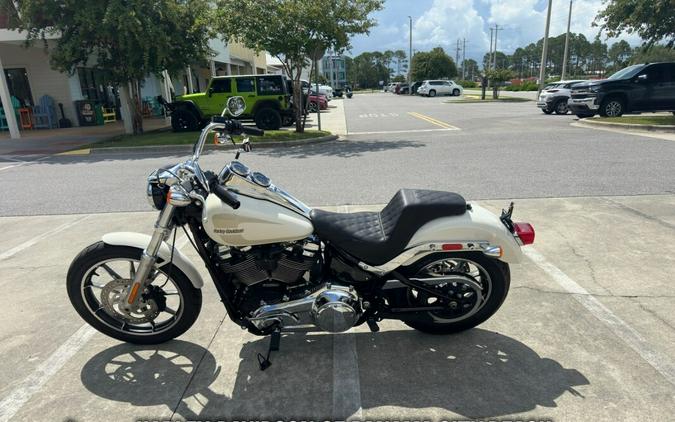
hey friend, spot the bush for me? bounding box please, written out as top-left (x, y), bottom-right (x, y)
top-left (457, 80), bottom-right (477, 88)
top-left (505, 81), bottom-right (539, 91)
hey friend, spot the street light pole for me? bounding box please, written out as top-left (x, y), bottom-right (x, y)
top-left (538, 0), bottom-right (553, 93)
top-left (408, 15), bottom-right (413, 95)
top-left (561, 0), bottom-right (573, 81)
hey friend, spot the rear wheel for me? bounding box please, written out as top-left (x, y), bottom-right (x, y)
top-left (401, 252), bottom-right (510, 334)
top-left (254, 108), bottom-right (282, 130)
top-left (67, 242), bottom-right (202, 344)
top-left (428, 89), bottom-right (437, 97)
top-left (171, 110), bottom-right (199, 132)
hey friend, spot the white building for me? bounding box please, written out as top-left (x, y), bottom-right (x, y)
top-left (0, 17), bottom-right (266, 138)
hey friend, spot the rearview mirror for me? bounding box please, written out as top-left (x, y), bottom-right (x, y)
top-left (636, 74), bottom-right (648, 82)
top-left (226, 96), bottom-right (246, 117)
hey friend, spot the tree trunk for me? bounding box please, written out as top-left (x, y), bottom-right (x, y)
top-left (492, 84), bottom-right (498, 99)
top-left (120, 82), bottom-right (144, 135)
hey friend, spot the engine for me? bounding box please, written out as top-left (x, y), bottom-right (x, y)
top-left (217, 239), bottom-right (321, 317)
top-left (216, 239), bottom-right (362, 332)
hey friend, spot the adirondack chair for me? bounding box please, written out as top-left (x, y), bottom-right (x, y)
top-left (32, 95), bottom-right (57, 129)
top-left (0, 96), bottom-right (22, 131)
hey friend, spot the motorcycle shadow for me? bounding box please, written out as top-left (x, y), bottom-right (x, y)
top-left (80, 328), bottom-right (588, 420)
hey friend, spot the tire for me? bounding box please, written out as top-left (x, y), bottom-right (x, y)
top-left (599, 97), bottom-right (624, 117)
top-left (452, 88), bottom-right (460, 96)
top-left (308, 102), bottom-right (319, 113)
top-left (400, 252), bottom-right (510, 335)
top-left (67, 241), bottom-right (202, 344)
top-left (576, 113), bottom-right (594, 119)
top-left (428, 90), bottom-right (437, 97)
top-left (542, 108), bottom-right (554, 115)
top-left (281, 115), bottom-right (294, 127)
top-left (554, 99), bottom-right (569, 115)
top-left (171, 110), bottom-right (199, 132)
top-left (254, 108), bottom-right (282, 130)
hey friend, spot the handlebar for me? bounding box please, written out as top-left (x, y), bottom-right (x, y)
top-left (212, 183), bottom-right (241, 209)
top-left (191, 117), bottom-right (264, 162)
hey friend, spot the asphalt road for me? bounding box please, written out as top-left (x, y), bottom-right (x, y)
top-left (1, 93), bottom-right (675, 216)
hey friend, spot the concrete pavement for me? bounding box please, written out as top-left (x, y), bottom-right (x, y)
top-left (1, 195), bottom-right (674, 421)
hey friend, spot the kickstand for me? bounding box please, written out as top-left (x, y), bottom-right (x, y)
top-left (257, 327), bottom-right (281, 371)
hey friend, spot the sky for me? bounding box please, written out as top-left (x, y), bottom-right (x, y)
top-left (348, 0), bottom-right (641, 63)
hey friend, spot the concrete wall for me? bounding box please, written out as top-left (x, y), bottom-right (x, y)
top-left (0, 42), bottom-right (77, 125)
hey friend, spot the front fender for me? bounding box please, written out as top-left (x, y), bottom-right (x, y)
top-left (102, 232), bottom-right (204, 288)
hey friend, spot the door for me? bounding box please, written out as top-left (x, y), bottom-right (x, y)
top-left (633, 64), bottom-right (666, 111)
top-left (655, 63), bottom-right (675, 110)
top-left (234, 76), bottom-right (256, 113)
top-left (204, 78), bottom-right (232, 115)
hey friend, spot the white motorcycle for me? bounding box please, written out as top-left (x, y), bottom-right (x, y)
top-left (67, 96), bottom-right (535, 369)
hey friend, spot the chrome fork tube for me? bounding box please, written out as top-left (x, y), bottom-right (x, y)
top-left (124, 204), bottom-right (176, 307)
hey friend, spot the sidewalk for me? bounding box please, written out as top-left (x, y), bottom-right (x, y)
top-left (0, 117), bottom-right (169, 156)
top-left (303, 98), bottom-right (347, 135)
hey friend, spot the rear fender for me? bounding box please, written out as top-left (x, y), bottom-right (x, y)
top-left (102, 232), bottom-right (204, 288)
top-left (405, 203), bottom-right (523, 263)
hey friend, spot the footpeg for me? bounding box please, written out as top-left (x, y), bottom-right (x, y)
top-left (366, 318), bottom-right (380, 332)
top-left (257, 328), bottom-right (281, 371)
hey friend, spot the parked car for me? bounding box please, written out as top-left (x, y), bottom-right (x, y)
top-left (384, 82), bottom-right (396, 92)
top-left (417, 80), bottom-right (464, 97)
top-left (536, 80), bottom-right (586, 114)
top-left (307, 92), bottom-right (328, 112)
top-left (162, 74), bottom-right (293, 131)
top-left (568, 62), bottom-right (675, 118)
top-left (410, 81), bottom-right (423, 94)
top-left (398, 83), bottom-right (410, 94)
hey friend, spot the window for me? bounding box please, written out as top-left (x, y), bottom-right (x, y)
top-left (4, 68), bottom-right (33, 106)
top-left (430, 81), bottom-right (443, 85)
top-left (643, 64), bottom-right (667, 82)
top-left (236, 77), bottom-right (255, 93)
top-left (210, 78), bottom-right (232, 93)
top-left (78, 67), bottom-right (116, 105)
top-left (256, 76), bottom-right (283, 95)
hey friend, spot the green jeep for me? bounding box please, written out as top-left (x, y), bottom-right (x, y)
top-left (164, 74), bottom-right (294, 131)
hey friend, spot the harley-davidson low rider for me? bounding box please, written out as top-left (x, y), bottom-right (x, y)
top-left (67, 96), bottom-right (535, 369)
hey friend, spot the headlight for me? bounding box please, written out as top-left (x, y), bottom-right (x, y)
top-left (589, 85), bottom-right (600, 93)
top-left (146, 170), bottom-right (168, 210)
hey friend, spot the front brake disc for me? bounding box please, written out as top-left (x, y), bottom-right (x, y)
top-left (101, 279), bottom-right (160, 324)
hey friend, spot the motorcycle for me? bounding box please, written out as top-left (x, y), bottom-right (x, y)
top-left (67, 96), bottom-right (535, 370)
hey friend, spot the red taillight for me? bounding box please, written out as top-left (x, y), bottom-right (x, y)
top-left (442, 243), bottom-right (463, 251)
top-left (514, 222), bottom-right (535, 245)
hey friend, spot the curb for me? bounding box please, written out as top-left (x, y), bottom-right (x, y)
top-left (577, 118), bottom-right (675, 133)
top-left (86, 134), bottom-right (338, 155)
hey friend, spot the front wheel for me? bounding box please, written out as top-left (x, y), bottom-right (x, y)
top-left (599, 97), bottom-right (624, 117)
top-left (67, 242), bottom-right (202, 344)
top-left (554, 99), bottom-right (569, 115)
top-left (452, 88), bottom-right (460, 96)
top-left (401, 252), bottom-right (510, 334)
top-left (254, 108), bottom-right (282, 130)
top-left (542, 108), bottom-right (554, 115)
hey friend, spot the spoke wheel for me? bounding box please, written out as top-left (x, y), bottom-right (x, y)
top-left (68, 242), bottom-right (202, 344)
top-left (400, 252), bottom-right (510, 334)
top-left (408, 258), bottom-right (491, 323)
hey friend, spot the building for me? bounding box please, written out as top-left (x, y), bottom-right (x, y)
top-left (320, 54), bottom-right (347, 89)
top-left (0, 13), bottom-right (266, 138)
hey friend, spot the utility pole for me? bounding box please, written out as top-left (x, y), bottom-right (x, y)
top-left (408, 15), bottom-right (413, 95)
top-left (455, 39), bottom-right (461, 68)
top-left (561, 0), bottom-right (573, 81)
top-left (488, 28), bottom-right (494, 70)
top-left (492, 24), bottom-right (502, 69)
top-left (538, 0), bottom-right (553, 92)
top-left (462, 38), bottom-right (466, 80)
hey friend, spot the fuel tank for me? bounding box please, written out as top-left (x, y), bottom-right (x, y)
top-left (202, 193), bottom-right (314, 247)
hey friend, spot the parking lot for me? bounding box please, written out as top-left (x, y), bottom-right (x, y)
top-left (1, 92), bottom-right (675, 421)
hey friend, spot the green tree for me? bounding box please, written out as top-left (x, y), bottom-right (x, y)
top-left (630, 45), bottom-right (675, 64)
top-left (595, 0), bottom-right (675, 48)
top-left (463, 59), bottom-right (479, 80)
top-left (485, 68), bottom-right (512, 99)
top-left (411, 47), bottom-right (457, 81)
top-left (8, 0), bottom-right (213, 134)
top-left (482, 51), bottom-right (508, 70)
top-left (607, 40), bottom-right (633, 72)
top-left (217, 0), bottom-right (382, 132)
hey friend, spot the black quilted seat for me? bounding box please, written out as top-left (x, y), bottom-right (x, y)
top-left (310, 189), bottom-right (467, 265)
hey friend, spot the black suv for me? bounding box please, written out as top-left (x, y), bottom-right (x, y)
top-left (568, 62), bottom-right (675, 118)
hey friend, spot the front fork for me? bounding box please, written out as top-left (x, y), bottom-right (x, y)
top-left (124, 204), bottom-right (176, 308)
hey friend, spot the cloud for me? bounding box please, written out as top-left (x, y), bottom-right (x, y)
top-left (348, 0), bottom-right (642, 61)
